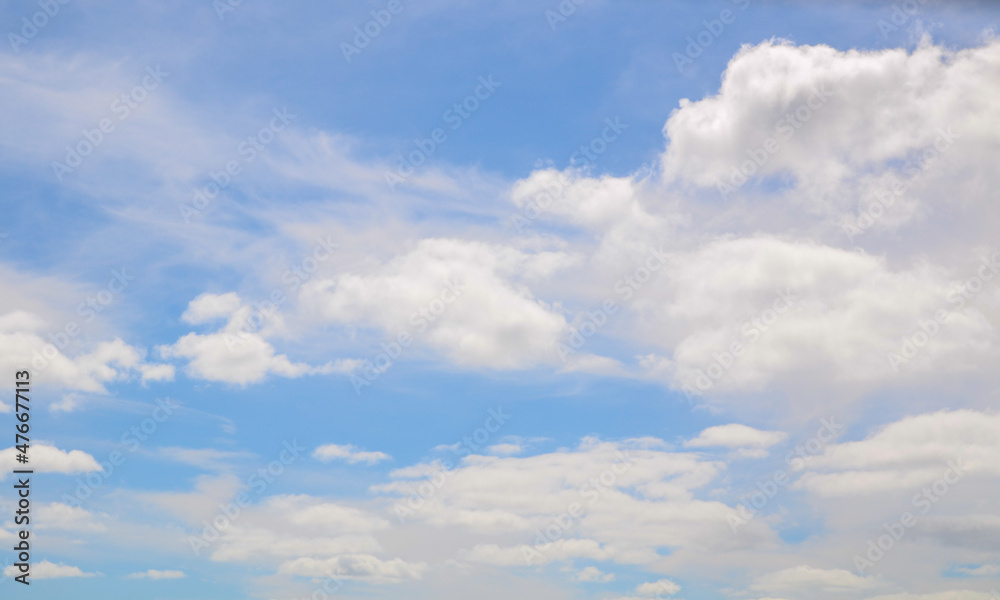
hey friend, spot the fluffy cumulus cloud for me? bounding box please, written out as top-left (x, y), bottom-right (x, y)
top-left (0, 443), bottom-right (100, 477)
top-left (0, 309), bottom-right (174, 393)
top-left (160, 293), bottom-right (360, 385)
top-left (301, 238), bottom-right (586, 369)
top-left (635, 237), bottom-right (999, 400)
top-left (155, 490), bottom-right (427, 583)
top-left (660, 39), bottom-right (1000, 233)
top-left (479, 40), bottom-right (1000, 408)
top-left (795, 410), bottom-right (1000, 496)
top-left (376, 437), bottom-right (773, 566)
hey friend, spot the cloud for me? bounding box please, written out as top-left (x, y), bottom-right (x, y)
top-left (954, 564), bottom-right (1000, 576)
top-left (660, 39), bottom-right (992, 223)
top-left (863, 594), bottom-right (997, 600)
top-left (160, 293), bottom-right (359, 385)
top-left (637, 237), bottom-right (996, 400)
top-left (277, 555), bottom-right (426, 583)
top-left (685, 424), bottom-right (787, 450)
top-left (179, 493), bottom-right (408, 581)
top-left (486, 443), bottom-right (523, 456)
top-left (302, 238), bottom-right (575, 369)
top-left (376, 437), bottom-right (772, 562)
top-left (0, 443), bottom-right (100, 477)
top-left (36, 503), bottom-right (106, 532)
top-left (751, 566), bottom-right (882, 593)
top-left (574, 566), bottom-right (615, 582)
top-left (125, 569), bottom-right (186, 580)
top-left (635, 578), bottom-right (681, 596)
top-left (0, 311), bottom-right (174, 393)
top-left (313, 444), bottom-right (391, 465)
top-left (4, 560), bottom-right (99, 580)
top-left (796, 410), bottom-right (1000, 496)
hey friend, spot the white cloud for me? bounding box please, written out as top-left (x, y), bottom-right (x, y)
top-left (635, 578), bottom-right (681, 596)
top-left (574, 566), bottom-right (615, 582)
top-left (313, 444), bottom-right (391, 465)
top-left (36, 503), bottom-right (106, 532)
top-left (161, 293), bottom-right (358, 385)
top-left (864, 593), bottom-right (997, 600)
top-left (277, 555), bottom-right (426, 583)
top-left (0, 443), bottom-right (100, 477)
top-left (376, 437), bottom-right (772, 564)
top-left (796, 410), bottom-right (1000, 496)
top-left (486, 443), bottom-right (523, 456)
top-left (0, 311), bottom-right (174, 393)
top-left (302, 238), bottom-right (574, 369)
top-left (4, 560), bottom-right (98, 580)
top-left (955, 564), bottom-right (1000, 576)
top-left (751, 566), bottom-right (882, 593)
top-left (685, 424), bottom-right (787, 449)
top-left (636, 236), bottom-right (997, 399)
top-left (126, 569), bottom-right (186, 580)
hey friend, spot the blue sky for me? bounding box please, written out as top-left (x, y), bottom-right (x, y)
top-left (2, 1), bottom-right (1000, 599)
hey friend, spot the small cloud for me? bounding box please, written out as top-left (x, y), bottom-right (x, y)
top-left (0, 444), bottom-right (101, 478)
top-left (4, 560), bottom-right (99, 580)
top-left (313, 444), bottom-right (391, 465)
top-left (50, 393), bottom-right (84, 413)
top-left (685, 424), bottom-right (786, 450)
top-left (126, 569), bottom-right (186, 580)
top-left (574, 566), bottom-right (614, 582)
top-left (486, 443), bottom-right (522, 456)
top-left (956, 564), bottom-right (1000, 576)
top-left (636, 578), bottom-right (680, 596)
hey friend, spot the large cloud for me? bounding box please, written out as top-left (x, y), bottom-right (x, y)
top-left (301, 238), bottom-right (580, 369)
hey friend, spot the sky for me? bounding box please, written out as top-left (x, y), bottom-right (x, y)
top-left (1, 0), bottom-right (1000, 599)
